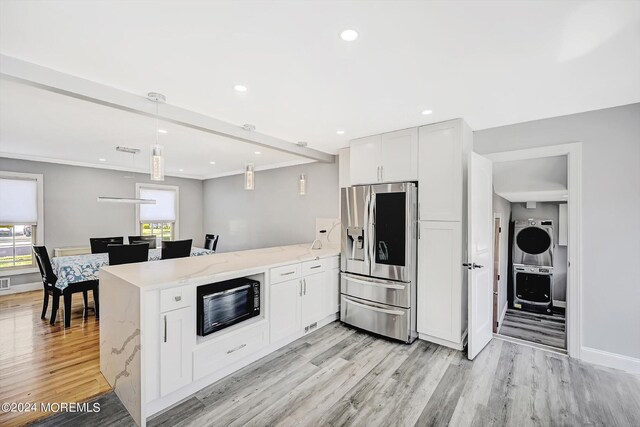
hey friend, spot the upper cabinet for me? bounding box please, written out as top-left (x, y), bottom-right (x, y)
top-left (418, 119), bottom-right (472, 222)
top-left (349, 128), bottom-right (418, 185)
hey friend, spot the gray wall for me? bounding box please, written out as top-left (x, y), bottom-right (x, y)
top-left (0, 158), bottom-right (204, 287)
top-left (203, 161), bottom-right (339, 253)
top-left (475, 103), bottom-right (640, 360)
top-left (510, 202), bottom-right (567, 302)
top-left (492, 193), bottom-right (511, 321)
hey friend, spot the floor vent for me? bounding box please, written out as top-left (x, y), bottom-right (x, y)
top-left (0, 277), bottom-right (10, 291)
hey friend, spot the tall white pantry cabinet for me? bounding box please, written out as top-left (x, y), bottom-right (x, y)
top-left (416, 119), bottom-right (472, 350)
top-left (344, 119), bottom-right (473, 351)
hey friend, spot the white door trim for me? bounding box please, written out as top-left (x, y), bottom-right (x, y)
top-left (485, 142), bottom-right (582, 359)
top-left (493, 212), bottom-right (503, 331)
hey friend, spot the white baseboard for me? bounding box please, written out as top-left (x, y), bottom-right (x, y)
top-left (0, 282), bottom-right (40, 295)
top-left (418, 332), bottom-right (465, 351)
top-left (581, 346), bottom-right (640, 376)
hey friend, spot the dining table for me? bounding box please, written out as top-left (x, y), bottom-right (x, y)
top-left (51, 247), bottom-right (214, 291)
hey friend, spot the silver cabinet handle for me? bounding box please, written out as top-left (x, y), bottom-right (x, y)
top-left (299, 279), bottom-right (303, 296)
top-left (226, 343), bottom-right (247, 354)
top-left (174, 295), bottom-right (181, 302)
top-left (303, 278), bottom-right (307, 295)
top-left (344, 296), bottom-right (405, 316)
top-left (380, 165), bottom-right (384, 182)
top-left (163, 315), bottom-right (167, 343)
top-left (309, 265), bottom-right (321, 270)
top-left (281, 271), bottom-right (296, 276)
top-left (342, 273), bottom-right (406, 289)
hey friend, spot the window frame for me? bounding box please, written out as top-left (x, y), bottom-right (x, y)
top-left (135, 183), bottom-right (179, 242)
top-left (0, 171), bottom-right (44, 274)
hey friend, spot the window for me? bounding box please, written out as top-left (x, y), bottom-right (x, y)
top-left (0, 172), bottom-right (44, 271)
top-left (136, 184), bottom-right (179, 244)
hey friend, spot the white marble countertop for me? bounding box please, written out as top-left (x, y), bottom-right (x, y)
top-left (101, 243), bottom-right (340, 290)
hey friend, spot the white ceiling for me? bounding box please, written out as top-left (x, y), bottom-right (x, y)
top-left (1, 0), bottom-right (639, 156)
top-left (0, 78), bottom-right (311, 179)
top-left (493, 156), bottom-right (568, 202)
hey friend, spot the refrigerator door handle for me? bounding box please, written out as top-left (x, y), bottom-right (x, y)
top-left (343, 296), bottom-right (405, 316)
top-left (363, 189), bottom-right (371, 269)
top-left (342, 273), bottom-right (406, 289)
top-left (368, 192), bottom-right (376, 268)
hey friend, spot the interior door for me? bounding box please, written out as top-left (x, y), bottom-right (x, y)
top-left (467, 152), bottom-right (494, 360)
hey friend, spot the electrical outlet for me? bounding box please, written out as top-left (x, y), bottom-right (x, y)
top-left (0, 277), bottom-right (10, 290)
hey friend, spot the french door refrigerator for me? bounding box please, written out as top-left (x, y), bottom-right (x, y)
top-left (340, 182), bottom-right (417, 343)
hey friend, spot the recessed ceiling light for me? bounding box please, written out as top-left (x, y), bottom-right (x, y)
top-left (340, 29), bottom-right (359, 42)
top-left (254, 151), bottom-right (262, 155)
top-left (98, 158), bottom-right (106, 162)
top-left (178, 168), bottom-right (184, 172)
top-left (234, 85), bottom-right (248, 92)
top-left (158, 129), bottom-right (168, 134)
top-left (209, 161), bottom-right (216, 165)
top-left (421, 110), bottom-right (433, 115)
top-left (336, 130), bottom-right (345, 135)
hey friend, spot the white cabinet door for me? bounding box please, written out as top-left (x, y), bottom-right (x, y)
top-left (160, 307), bottom-right (193, 396)
top-left (325, 268), bottom-right (340, 317)
top-left (301, 272), bottom-right (325, 327)
top-left (380, 128), bottom-right (418, 182)
top-left (270, 278), bottom-right (302, 343)
top-left (418, 121), bottom-right (463, 221)
top-left (417, 221), bottom-right (462, 343)
top-left (350, 135), bottom-right (381, 185)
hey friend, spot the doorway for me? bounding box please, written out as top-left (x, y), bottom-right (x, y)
top-left (488, 148), bottom-right (576, 353)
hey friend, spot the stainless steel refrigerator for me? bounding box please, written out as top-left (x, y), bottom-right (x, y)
top-left (340, 182), bottom-right (417, 343)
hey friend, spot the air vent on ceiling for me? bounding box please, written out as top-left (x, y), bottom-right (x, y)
top-left (0, 277), bottom-right (10, 291)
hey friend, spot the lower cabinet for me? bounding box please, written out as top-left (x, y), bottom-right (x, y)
top-left (270, 278), bottom-right (302, 343)
top-left (160, 306), bottom-right (193, 396)
top-left (417, 221), bottom-right (465, 346)
top-left (269, 256), bottom-right (340, 342)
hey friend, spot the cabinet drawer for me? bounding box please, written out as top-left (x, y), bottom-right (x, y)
top-left (270, 263), bottom-right (301, 284)
top-left (193, 323), bottom-right (268, 380)
top-left (302, 259), bottom-right (325, 275)
top-left (160, 286), bottom-right (191, 313)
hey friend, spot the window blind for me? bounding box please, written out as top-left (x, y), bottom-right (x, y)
top-left (139, 188), bottom-right (176, 222)
top-left (0, 178), bottom-right (38, 224)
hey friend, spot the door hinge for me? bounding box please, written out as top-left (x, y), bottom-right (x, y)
top-left (497, 274), bottom-right (501, 280)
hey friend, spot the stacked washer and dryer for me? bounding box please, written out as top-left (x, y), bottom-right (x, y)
top-left (512, 219), bottom-right (555, 313)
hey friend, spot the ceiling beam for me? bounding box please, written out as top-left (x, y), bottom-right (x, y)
top-left (0, 54), bottom-right (334, 163)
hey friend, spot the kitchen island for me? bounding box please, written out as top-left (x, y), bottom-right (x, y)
top-left (99, 243), bottom-right (340, 426)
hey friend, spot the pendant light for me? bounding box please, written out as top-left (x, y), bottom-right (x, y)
top-left (148, 92), bottom-right (166, 181)
top-left (244, 163), bottom-right (255, 190)
top-left (298, 173), bottom-right (307, 195)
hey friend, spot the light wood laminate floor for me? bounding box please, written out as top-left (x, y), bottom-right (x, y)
top-left (35, 322), bottom-right (640, 427)
top-left (0, 290), bottom-right (109, 427)
top-left (499, 308), bottom-right (566, 349)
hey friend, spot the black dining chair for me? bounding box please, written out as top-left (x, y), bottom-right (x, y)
top-left (33, 246), bottom-right (99, 328)
top-left (90, 236), bottom-right (124, 254)
top-left (204, 234), bottom-right (219, 252)
top-left (161, 239), bottom-right (193, 260)
top-left (107, 243), bottom-right (150, 266)
top-left (128, 235), bottom-right (157, 249)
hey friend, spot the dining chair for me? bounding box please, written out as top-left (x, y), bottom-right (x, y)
top-left (128, 235), bottom-right (157, 249)
top-left (33, 246), bottom-right (99, 328)
top-left (90, 236), bottom-right (124, 254)
top-left (107, 243), bottom-right (150, 266)
top-left (204, 234), bottom-right (219, 252)
top-left (161, 239), bottom-right (193, 260)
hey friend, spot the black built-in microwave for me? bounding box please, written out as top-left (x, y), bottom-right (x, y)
top-left (197, 277), bottom-right (260, 336)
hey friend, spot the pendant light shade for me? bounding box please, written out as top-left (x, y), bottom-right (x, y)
top-left (148, 92), bottom-right (166, 181)
top-left (244, 163), bottom-right (255, 190)
top-left (150, 144), bottom-right (165, 181)
top-left (298, 173), bottom-right (307, 195)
